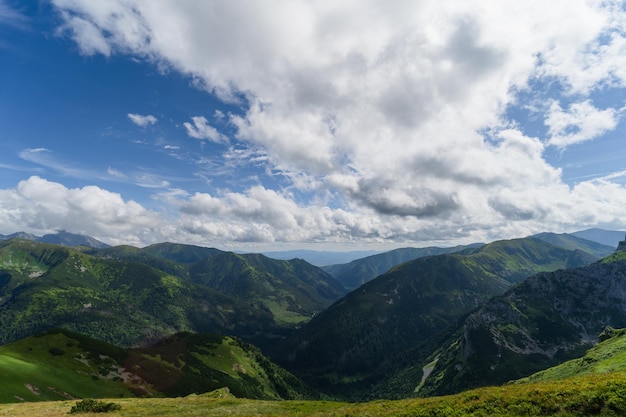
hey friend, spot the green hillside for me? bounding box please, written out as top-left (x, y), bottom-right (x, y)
top-left (454, 236), bottom-right (598, 284)
top-left (4, 372), bottom-right (626, 416)
top-left (92, 242), bottom-right (346, 327)
top-left (518, 327), bottom-right (626, 384)
top-left (275, 236), bottom-right (598, 400)
top-left (127, 332), bottom-right (317, 400)
top-left (190, 252), bottom-right (346, 325)
top-left (322, 243), bottom-right (483, 290)
top-left (419, 257), bottom-right (626, 397)
top-left (0, 330), bottom-right (141, 403)
top-left (85, 244), bottom-right (192, 280)
top-left (0, 329), bottom-right (315, 403)
top-left (0, 239), bottom-right (345, 348)
top-left (141, 242), bottom-right (223, 264)
top-left (0, 240), bottom-right (275, 347)
top-left (532, 232), bottom-right (615, 259)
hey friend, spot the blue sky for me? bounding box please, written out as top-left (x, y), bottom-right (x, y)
top-left (1, 0), bottom-right (626, 250)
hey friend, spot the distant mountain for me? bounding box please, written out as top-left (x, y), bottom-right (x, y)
top-left (0, 329), bottom-right (316, 403)
top-left (0, 240), bottom-right (275, 347)
top-left (39, 230), bottom-right (110, 248)
top-left (532, 232), bottom-right (615, 259)
top-left (0, 240), bottom-right (344, 349)
top-left (322, 244), bottom-right (484, 290)
top-left (571, 228), bottom-right (626, 248)
top-left (274, 236), bottom-right (600, 400)
top-left (0, 232), bottom-right (39, 241)
top-left (189, 252), bottom-right (346, 325)
top-left (0, 230), bottom-right (110, 249)
top-left (418, 253), bottom-right (626, 397)
top-left (85, 244), bottom-right (192, 279)
top-left (262, 249), bottom-right (381, 266)
top-left (90, 242), bottom-right (346, 326)
top-left (142, 242), bottom-right (223, 264)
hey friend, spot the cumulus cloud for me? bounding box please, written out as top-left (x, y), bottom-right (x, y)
top-left (546, 100), bottom-right (620, 147)
top-left (0, 176), bottom-right (162, 246)
top-left (4, 174), bottom-right (626, 250)
top-left (42, 0), bottom-right (626, 247)
top-left (183, 116), bottom-right (228, 143)
top-left (128, 113), bottom-right (157, 127)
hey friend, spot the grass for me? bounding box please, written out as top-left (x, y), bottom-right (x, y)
top-left (263, 299), bottom-right (311, 325)
top-left (4, 371), bottom-right (626, 416)
top-left (0, 332), bottom-right (143, 403)
top-left (518, 327), bottom-right (626, 384)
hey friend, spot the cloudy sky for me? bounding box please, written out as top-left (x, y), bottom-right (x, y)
top-left (1, 0), bottom-right (626, 251)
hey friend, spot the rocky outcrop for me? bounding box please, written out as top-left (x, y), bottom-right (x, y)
top-left (421, 259), bottom-right (626, 396)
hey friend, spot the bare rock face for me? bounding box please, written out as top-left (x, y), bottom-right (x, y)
top-left (421, 259), bottom-right (626, 396)
top-left (616, 235), bottom-right (626, 253)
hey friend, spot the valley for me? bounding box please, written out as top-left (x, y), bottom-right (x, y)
top-left (1, 229), bottom-right (626, 415)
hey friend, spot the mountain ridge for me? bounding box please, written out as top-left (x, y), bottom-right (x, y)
top-left (322, 243), bottom-right (484, 290)
top-left (418, 255), bottom-right (626, 397)
top-left (273, 236), bottom-right (601, 400)
top-left (0, 231), bottom-right (110, 249)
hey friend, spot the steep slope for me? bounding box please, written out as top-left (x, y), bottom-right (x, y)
top-left (129, 332), bottom-right (317, 400)
top-left (190, 252), bottom-right (346, 325)
top-left (0, 329), bottom-right (145, 402)
top-left (275, 237), bottom-right (598, 400)
top-left (85, 245), bottom-right (192, 280)
top-left (322, 243), bottom-right (483, 290)
top-left (419, 257), bottom-right (626, 397)
top-left (0, 329), bottom-right (315, 403)
top-left (100, 242), bottom-right (346, 326)
top-left (516, 327), bottom-right (626, 384)
top-left (0, 240), bottom-right (275, 347)
top-left (452, 236), bottom-right (597, 284)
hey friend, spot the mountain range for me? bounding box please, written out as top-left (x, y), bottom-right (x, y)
top-left (0, 239), bottom-right (342, 349)
top-left (321, 243), bottom-right (484, 290)
top-left (1, 228), bottom-right (626, 406)
top-left (272, 234), bottom-right (611, 399)
top-left (418, 250), bottom-right (626, 397)
top-left (0, 230), bottom-right (110, 249)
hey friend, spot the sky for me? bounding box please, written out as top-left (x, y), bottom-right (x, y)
top-left (1, 0), bottom-right (626, 251)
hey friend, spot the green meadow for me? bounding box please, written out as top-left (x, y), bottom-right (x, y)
top-left (3, 372), bottom-right (626, 417)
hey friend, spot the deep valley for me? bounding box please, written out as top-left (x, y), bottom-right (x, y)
top-left (1, 229), bottom-right (626, 415)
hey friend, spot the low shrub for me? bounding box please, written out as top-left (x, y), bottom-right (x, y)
top-left (70, 399), bottom-right (121, 413)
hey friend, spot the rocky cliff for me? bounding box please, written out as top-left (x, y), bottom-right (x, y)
top-left (420, 257), bottom-right (626, 396)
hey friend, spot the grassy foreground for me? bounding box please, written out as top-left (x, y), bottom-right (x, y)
top-left (3, 371), bottom-right (626, 417)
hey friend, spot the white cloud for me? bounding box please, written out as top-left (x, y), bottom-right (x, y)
top-left (43, 0), bottom-right (626, 247)
top-left (0, 176), bottom-right (162, 246)
top-left (546, 100), bottom-right (620, 147)
top-left (128, 113), bottom-right (157, 127)
top-left (4, 174), bottom-right (626, 250)
top-left (183, 116), bottom-right (228, 143)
